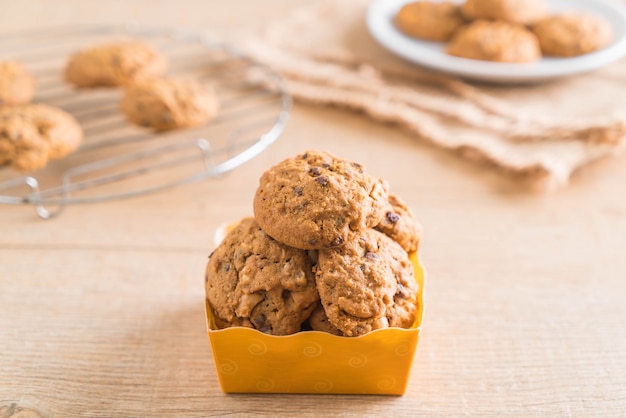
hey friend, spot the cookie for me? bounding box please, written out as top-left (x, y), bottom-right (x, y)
top-left (395, 1), bottom-right (465, 42)
top-left (315, 228), bottom-right (419, 337)
top-left (375, 192), bottom-right (422, 254)
top-left (0, 104), bottom-right (83, 171)
top-left (120, 76), bottom-right (219, 131)
top-left (532, 14), bottom-right (612, 57)
top-left (446, 20), bottom-right (541, 63)
top-left (65, 41), bottom-right (167, 88)
top-left (253, 150), bottom-right (389, 250)
top-left (205, 217), bottom-right (319, 335)
top-left (0, 61), bottom-right (36, 105)
top-left (307, 303), bottom-right (343, 336)
top-left (461, 0), bottom-right (547, 25)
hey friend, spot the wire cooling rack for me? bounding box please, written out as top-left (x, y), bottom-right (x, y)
top-left (0, 25), bottom-right (291, 219)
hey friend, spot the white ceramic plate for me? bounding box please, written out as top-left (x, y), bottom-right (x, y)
top-left (366, 0), bottom-right (626, 83)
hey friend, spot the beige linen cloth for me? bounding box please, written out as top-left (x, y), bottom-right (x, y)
top-left (244, 0), bottom-right (626, 190)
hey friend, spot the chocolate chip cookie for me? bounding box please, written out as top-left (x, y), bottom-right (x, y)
top-left (532, 13), bottom-right (612, 57)
top-left (120, 76), bottom-right (219, 131)
top-left (315, 228), bottom-right (419, 337)
top-left (205, 217), bottom-right (319, 335)
top-left (65, 41), bottom-right (167, 88)
top-left (395, 1), bottom-right (465, 42)
top-left (375, 192), bottom-right (422, 254)
top-left (253, 150), bottom-right (390, 250)
top-left (0, 61), bottom-right (36, 105)
top-left (447, 20), bottom-right (541, 63)
top-left (461, 0), bottom-right (547, 25)
top-left (0, 104), bottom-right (83, 171)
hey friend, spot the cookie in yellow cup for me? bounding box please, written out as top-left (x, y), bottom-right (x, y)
top-left (204, 222), bottom-right (425, 395)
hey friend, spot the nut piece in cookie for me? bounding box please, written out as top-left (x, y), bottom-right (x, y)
top-left (0, 61), bottom-right (36, 105)
top-left (395, 1), bottom-right (465, 42)
top-left (447, 20), bottom-right (541, 63)
top-left (120, 76), bottom-right (219, 131)
top-left (315, 229), bottom-right (419, 337)
top-left (532, 14), bottom-right (612, 57)
top-left (0, 104), bottom-right (83, 172)
top-left (375, 192), bottom-right (422, 254)
top-left (65, 41), bottom-right (167, 88)
top-left (461, 0), bottom-right (547, 25)
top-left (253, 150), bottom-right (389, 250)
top-left (205, 217), bottom-right (319, 335)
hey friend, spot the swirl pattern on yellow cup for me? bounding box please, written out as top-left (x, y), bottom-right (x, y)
top-left (302, 342), bottom-right (323, 357)
top-left (248, 339), bottom-right (268, 355)
top-left (219, 359), bottom-right (238, 375)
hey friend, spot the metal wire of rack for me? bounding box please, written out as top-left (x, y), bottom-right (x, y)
top-left (0, 25), bottom-right (292, 219)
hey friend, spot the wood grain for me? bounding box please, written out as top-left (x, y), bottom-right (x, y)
top-left (2, 1), bottom-right (626, 417)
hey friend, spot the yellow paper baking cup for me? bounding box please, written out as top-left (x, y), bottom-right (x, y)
top-left (205, 249), bottom-right (425, 395)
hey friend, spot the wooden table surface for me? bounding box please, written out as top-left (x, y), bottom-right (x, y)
top-left (2, 1), bottom-right (626, 417)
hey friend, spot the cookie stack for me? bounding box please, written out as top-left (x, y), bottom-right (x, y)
top-left (395, 0), bottom-right (613, 63)
top-left (205, 150), bottom-right (423, 337)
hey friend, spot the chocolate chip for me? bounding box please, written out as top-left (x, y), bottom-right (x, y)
top-left (321, 163), bottom-right (331, 168)
top-left (386, 211), bottom-right (400, 223)
top-left (259, 325), bottom-right (273, 334)
top-left (309, 167), bottom-right (321, 177)
top-left (294, 186), bottom-right (303, 196)
top-left (223, 263), bottom-right (230, 272)
top-left (308, 238), bottom-right (318, 246)
top-left (352, 162), bottom-right (364, 172)
top-left (204, 274), bottom-right (209, 283)
top-left (253, 313), bottom-right (273, 333)
top-left (330, 236), bottom-right (344, 247)
top-left (365, 251), bottom-right (378, 260)
top-left (252, 313), bottom-right (266, 329)
top-left (315, 176), bottom-right (329, 186)
top-left (208, 250), bottom-right (214, 258)
top-left (302, 152), bottom-right (308, 159)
